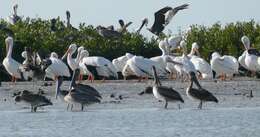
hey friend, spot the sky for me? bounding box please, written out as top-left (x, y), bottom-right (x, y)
top-left (1, 0), bottom-right (259, 37)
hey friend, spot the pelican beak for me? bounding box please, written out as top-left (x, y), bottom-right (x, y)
top-left (166, 57), bottom-right (183, 66)
top-left (61, 49), bottom-right (71, 60)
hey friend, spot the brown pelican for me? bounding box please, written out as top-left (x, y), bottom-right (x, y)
top-left (7, 4), bottom-right (21, 25)
top-left (148, 4), bottom-right (189, 36)
top-left (96, 26), bottom-right (121, 39)
top-left (152, 66), bottom-right (184, 109)
top-left (187, 72), bottom-right (218, 109)
top-left (56, 69), bottom-right (101, 111)
top-left (14, 90), bottom-right (53, 112)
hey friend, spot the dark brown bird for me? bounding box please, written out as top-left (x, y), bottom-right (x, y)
top-left (152, 66), bottom-right (184, 109)
top-left (148, 4), bottom-right (189, 36)
top-left (186, 72), bottom-right (218, 109)
top-left (14, 90), bottom-right (52, 112)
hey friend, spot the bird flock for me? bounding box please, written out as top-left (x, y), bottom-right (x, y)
top-left (1, 4), bottom-right (258, 112)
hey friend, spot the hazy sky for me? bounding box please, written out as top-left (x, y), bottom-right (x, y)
top-left (1, 0), bottom-right (259, 37)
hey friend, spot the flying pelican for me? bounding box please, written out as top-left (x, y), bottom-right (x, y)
top-left (186, 72), bottom-right (218, 109)
top-left (147, 4), bottom-right (189, 36)
top-left (188, 42), bottom-right (213, 79)
top-left (239, 36), bottom-right (260, 76)
top-left (56, 69), bottom-right (101, 111)
top-left (14, 90), bottom-right (53, 112)
top-left (210, 52), bottom-right (239, 80)
top-left (152, 66), bottom-right (184, 109)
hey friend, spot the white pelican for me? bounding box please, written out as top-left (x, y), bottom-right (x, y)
top-left (188, 42), bottom-right (213, 79)
top-left (80, 50), bottom-right (118, 80)
top-left (112, 53), bottom-right (134, 73)
top-left (210, 52), bottom-right (239, 80)
top-left (167, 41), bottom-right (196, 80)
top-left (240, 36), bottom-right (260, 75)
top-left (122, 55), bottom-right (167, 80)
top-left (2, 36), bottom-right (26, 82)
top-left (44, 52), bottom-right (71, 80)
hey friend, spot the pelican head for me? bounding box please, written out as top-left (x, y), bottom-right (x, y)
top-left (77, 46), bottom-right (84, 54)
top-left (125, 53), bottom-right (134, 59)
top-left (191, 42), bottom-right (200, 55)
top-left (79, 50), bottom-right (89, 61)
top-left (179, 40), bottom-right (187, 55)
top-left (50, 52), bottom-right (59, 58)
top-left (13, 4), bottom-right (18, 15)
top-left (143, 18), bottom-right (148, 26)
top-left (211, 52), bottom-right (221, 60)
top-left (21, 51), bottom-right (27, 59)
top-left (241, 36), bottom-right (250, 50)
top-left (68, 44), bottom-right (77, 54)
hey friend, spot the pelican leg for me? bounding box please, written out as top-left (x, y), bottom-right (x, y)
top-left (198, 101), bottom-right (203, 109)
top-left (164, 100), bottom-right (168, 109)
top-left (178, 104), bottom-right (181, 109)
top-left (70, 104), bottom-right (74, 111)
top-left (33, 107), bottom-right (37, 112)
top-left (81, 104), bottom-right (84, 111)
top-left (31, 105), bottom-right (33, 112)
top-left (67, 104), bottom-right (70, 111)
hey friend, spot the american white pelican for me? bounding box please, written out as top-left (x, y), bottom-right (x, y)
top-left (167, 41), bottom-right (196, 80)
top-left (44, 52), bottom-right (71, 80)
top-left (80, 50), bottom-right (118, 80)
top-left (210, 52), bottom-right (239, 80)
top-left (152, 66), bottom-right (184, 109)
top-left (112, 53), bottom-right (134, 73)
top-left (186, 72), bottom-right (218, 109)
top-left (188, 43), bottom-right (213, 79)
top-left (2, 36), bottom-right (25, 82)
top-left (122, 56), bottom-right (167, 80)
top-left (240, 36), bottom-right (260, 75)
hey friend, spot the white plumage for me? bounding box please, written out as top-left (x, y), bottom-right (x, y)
top-left (210, 52), bottom-right (239, 78)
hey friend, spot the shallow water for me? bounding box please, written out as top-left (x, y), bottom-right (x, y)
top-left (0, 80), bottom-right (260, 137)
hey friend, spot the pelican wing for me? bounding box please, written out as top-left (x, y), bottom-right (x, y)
top-left (157, 86), bottom-right (184, 102)
top-left (189, 88), bottom-right (218, 102)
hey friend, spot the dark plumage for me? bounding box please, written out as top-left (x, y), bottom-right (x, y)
top-left (152, 66), bottom-right (184, 109)
top-left (148, 4), bottom-right (189, 36)
top-left (96, 26), bottom-right (121, 39)
top-left (138, 86), bottom-right (153, 95)
top-left (57, 69), bottom-right (102, 111)
top-left (14, 90), bottom-right (52, 112)
top-left (136, 18), bottom-right (148, 34)
top-left (118, 19), bottom-right (132, 33)
top-left (187, 72), bottom-right (218, 109)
